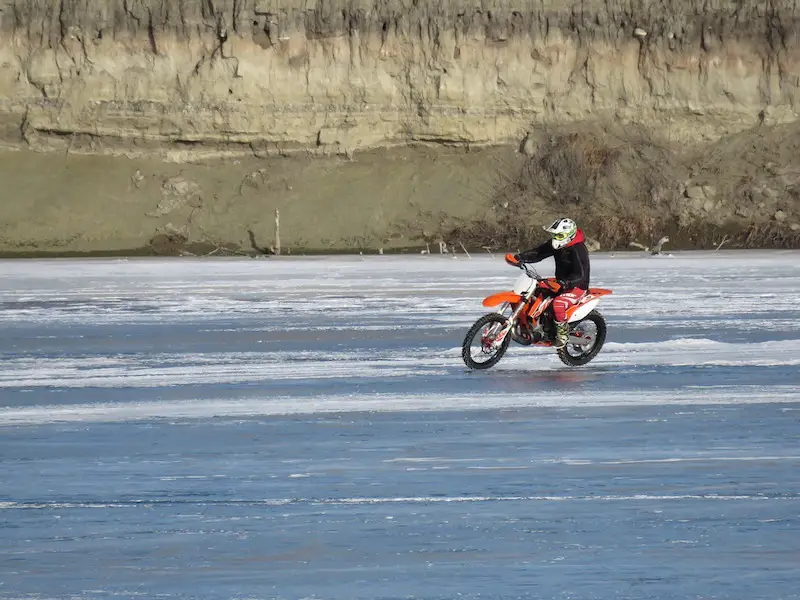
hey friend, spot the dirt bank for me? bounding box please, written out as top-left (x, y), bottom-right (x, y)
top-left (1, 119), bottom-right (798, 257)
top-left (0, 1), bottom-right (798, 254)
top-left (0, 142), bottom-right (503, 256)
top-left (0, 0), bottom-right (798, 158)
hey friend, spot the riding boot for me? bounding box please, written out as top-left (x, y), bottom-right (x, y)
top-left (553, 321), bottom-right (569, 348)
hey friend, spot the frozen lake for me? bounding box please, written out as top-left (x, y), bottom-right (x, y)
top-left (1, 251), bottom-right (799, 599)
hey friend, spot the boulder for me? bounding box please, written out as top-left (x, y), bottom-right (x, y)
top-left (685, 186), bottom-right (706, 199)
top-left (149, 175), bottom-right (202, 217)
top-left (161, 176), bottom-right (200, 198)
top-left (520, 132), bottom-right (537, 158)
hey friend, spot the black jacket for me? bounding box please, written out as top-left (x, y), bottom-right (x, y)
top-left (518, 229), bottom-right (590, 290)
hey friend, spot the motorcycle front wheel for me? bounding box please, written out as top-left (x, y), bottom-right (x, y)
top-left (462, 313), bottom-right (512, 370)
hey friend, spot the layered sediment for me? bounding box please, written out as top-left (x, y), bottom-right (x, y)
top-left (0, 0), bottom-right (797, 157)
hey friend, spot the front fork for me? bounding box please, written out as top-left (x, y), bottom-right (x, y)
top-left (489, 300), bottom-right (527, 346)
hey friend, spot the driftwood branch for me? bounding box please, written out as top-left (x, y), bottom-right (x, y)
top-left (273, 208), bottom-right (281, 256)
top-left (650, 236), bottom-right (670, 255)
top-left (629, 235), bottom-right (670, 255)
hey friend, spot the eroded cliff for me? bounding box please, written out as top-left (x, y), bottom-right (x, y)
top-left (0, 0), bottom-right (798, 157)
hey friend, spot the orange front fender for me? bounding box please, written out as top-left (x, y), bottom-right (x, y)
top-left (482, 291), bottom-right (522, 308)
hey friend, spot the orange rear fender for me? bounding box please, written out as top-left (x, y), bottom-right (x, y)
top-left (482, 292), bottom-right (522, 308)
top-left (587, 287), bottom-right (613, 297)
top-left (564, 289), bottom-right (611, 322)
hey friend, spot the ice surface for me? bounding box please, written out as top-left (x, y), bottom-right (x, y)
top-left (1, 251), bottom-right (798, 421)
top-left (1, 251), bottom-right (799, 600)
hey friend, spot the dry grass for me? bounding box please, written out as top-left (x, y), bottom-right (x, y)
top-left (415, 121), bottom-right (687, 250)
top-left (525, 128), bottom-right (620, 207)
top-left (738, 222), bottom-right (800, 248)
top-left (404, 120), bottom-right (800, 252)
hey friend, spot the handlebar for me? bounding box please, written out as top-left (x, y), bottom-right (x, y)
top-left (518, 262), bottom-right (542, 280)
top-left (511, 260), bottom-right (542, 280)
top-left (504, 252), bottom-right (543, 281)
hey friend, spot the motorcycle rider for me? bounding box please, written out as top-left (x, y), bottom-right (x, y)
top-left (506, 217), bottom-right (590, 348)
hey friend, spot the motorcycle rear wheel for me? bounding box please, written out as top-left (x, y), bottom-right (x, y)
top-left (462, 313), bottom-right (512, 370)
top-left (557, 310), bottom-right (607, 367)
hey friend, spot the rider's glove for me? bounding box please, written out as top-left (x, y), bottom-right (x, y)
top-left (505, 253), bottom-right (521, 266)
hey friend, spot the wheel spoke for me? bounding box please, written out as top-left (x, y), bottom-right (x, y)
top-left (462, 314), bottom-right (511, 369)
top-left (568, 320), bottom-right (598, 356)
top-left (557, 310), bottom-right (607, 367)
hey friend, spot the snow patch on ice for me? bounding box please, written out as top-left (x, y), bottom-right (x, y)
top-left (2, 492), bottom-right (796, 511)
top-left (1, 387), bottom-right (799, 426)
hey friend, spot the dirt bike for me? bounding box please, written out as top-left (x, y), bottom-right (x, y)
top-left (461, 253), bottom-right (613, 369)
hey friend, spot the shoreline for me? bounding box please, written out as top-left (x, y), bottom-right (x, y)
top-left (1, 245), bottom-right (796, 260)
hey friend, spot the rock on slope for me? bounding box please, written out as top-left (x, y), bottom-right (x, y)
top-left (0, 0), bottom-right (798, 157)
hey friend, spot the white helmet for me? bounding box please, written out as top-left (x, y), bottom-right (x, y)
top-left (543, 217), bottom-right (578, 249)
